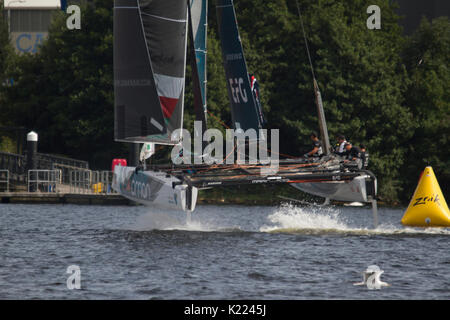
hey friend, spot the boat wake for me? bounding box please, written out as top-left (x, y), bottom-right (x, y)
top-left (130, 209), bottom-right (244, 233)
top-left (260, 204), bottom-right (450, 236)
top-left (128, 204), bottom-right (449, 236)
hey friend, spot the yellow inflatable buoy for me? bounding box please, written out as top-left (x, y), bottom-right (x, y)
top-left (401, 166), bottom-right (450, 227)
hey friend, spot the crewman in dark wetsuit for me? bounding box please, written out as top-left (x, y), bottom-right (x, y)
top-left (249, 73), bottom-right (266, 127)
top-left (359, 144), bottom-right (369, 168)
top-left (343, 142), bottom-right (362, 168)
top-left (304, 132), bottom-right (323, 158)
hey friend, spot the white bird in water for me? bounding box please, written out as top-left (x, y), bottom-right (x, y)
top-left (354, 265), bottom-right (390, 290)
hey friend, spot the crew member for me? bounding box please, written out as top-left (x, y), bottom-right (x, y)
top-left (343, 142), bottom-right (361, 162)
top-left (334, 134), bottom-right (347, 156)
top-left (249, 73), bottom-right (266, 126)
top-left (359, 144), bottom-right (369, 168)
top-left (304, 132), bottom-right (323, 158)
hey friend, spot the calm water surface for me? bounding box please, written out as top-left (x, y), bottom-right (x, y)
top-left (0, 203), bottom-right (449, 299)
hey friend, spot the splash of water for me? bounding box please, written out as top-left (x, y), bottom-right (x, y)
top-left (126, 203), bottom-right (450, 236)
top-left (260, 204), bottom-right (350, 233)
top-left (260, 203), bottom-right (450, 236)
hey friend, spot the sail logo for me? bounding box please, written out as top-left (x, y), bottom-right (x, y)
top-left (229, 78), bottom-right (248, 103)
top-left (129, 179), bottom-right (152, 200)
top-left (226, 53), bottom-right (243, 61)
top-left (413, 194), bottom-right (440, 207)
top-left (121, 173), bottom-right (159, 202)
top-left (113, 167), bottom-right (163, 202)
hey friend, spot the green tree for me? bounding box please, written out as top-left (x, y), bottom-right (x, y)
top-left (0, 3), bottom-right (13, 117)
top-left (226, 0), bottom-right (415, 201)
top-left (2, 0), bottom-right (127, 168)
top-left (1, 0), bottom-right (447, 203)
top-left (0, 3), bottom-right (11, 80)
top-left (0, 4), bottom-right (17, 152)
top-left (400, 17), bottom-right (450, 200)
top-left (303, 0), bottom-right (414, 202)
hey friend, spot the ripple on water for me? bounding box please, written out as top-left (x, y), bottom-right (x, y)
top-left (0, 203), bottom-right (448, 299)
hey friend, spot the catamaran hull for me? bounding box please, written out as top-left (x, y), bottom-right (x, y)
top-left (292, 174), bottom-right (376, 203)
top-left (112, 166), bottom-right (198, 212)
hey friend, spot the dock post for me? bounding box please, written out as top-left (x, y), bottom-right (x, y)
top-left (26, 131), bottom-right (38, 192)
top-left (129, 143), bottom-right (140, 167)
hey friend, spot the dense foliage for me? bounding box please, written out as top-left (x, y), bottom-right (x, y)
top-left (0, 0), bottom-right (448, 203)
top-left (0, 2), bottom-right (12, 117)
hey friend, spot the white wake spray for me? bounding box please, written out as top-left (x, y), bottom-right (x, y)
top-left (259, 203), bottom-right (450, 235)
top-left (260, 204), bottom-right (350, 233)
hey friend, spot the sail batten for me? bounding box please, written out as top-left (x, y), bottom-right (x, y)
top-left (141, 12), bottom-right (187, 23)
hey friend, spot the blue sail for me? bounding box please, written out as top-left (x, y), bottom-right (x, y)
top-left (189, 0), bottom-right (208, 114)
top-left (216, 0), bottom-right (262, 134)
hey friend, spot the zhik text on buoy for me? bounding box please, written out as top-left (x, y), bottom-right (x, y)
top-left (401, 166), bottom-right (450, 227)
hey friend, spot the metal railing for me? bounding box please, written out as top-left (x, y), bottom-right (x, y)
top-left (36, 152), bottom-right (89, 171)
top-left (0, 169), bottom-right (9, 192)
top-left (69, 170), bottom-right (116, 194)
top-left (0, 151), bottom-right (25, 175)
top-left (28, 169), bottom-right (62, 193)
top-left (91, 171), bottom-right (115, 194)
top-left (1, 151), bottom-right (89, 187)
top-left (69, 170), bottom-right (92, 193)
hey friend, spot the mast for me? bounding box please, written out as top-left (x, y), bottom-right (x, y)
top-left (295, 0), bottom-right (331, 155)
top-left (313, 79), bottom-right (331, 155)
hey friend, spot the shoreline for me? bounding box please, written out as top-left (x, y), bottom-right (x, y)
top-left (0, 185), bottom-right (404, 208)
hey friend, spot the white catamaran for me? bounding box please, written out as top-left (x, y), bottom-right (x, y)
top-left (111, 0), bottom-right (379, 225)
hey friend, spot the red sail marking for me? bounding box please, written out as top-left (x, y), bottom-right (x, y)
top-left (159, 96), bottom-right (178, 119)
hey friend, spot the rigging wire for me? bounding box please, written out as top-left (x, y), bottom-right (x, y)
top-left (295, 0), bottom-right (316, 81)
top-left (295, 0), bottom-right (332, 155)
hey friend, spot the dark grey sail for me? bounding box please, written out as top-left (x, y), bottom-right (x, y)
top-left (114, 0), bottom-right (166, 142)
top-left (216, 0), bottom-right (262, 135)
top-left (114, 0), bottom-right (188, 145)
